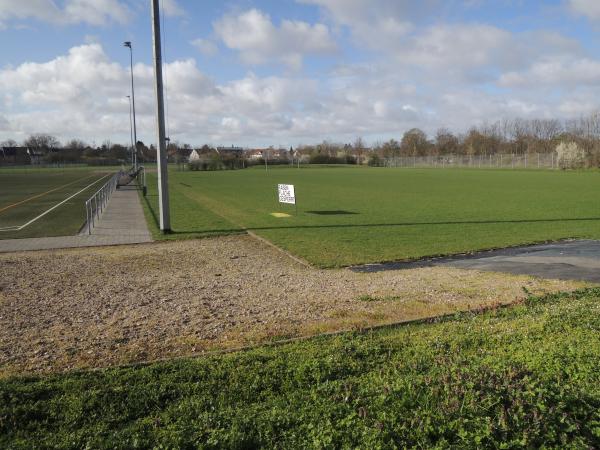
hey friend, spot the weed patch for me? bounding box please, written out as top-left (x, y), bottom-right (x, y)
top-left (2, 288), bottom-right (600, 447)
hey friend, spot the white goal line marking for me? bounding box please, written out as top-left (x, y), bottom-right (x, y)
top-left (0, 174), bottom-right (111, 232)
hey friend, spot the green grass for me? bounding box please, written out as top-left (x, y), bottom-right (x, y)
top-left (0, 168), bottom-right (112, 239)
top-left (142, 166), bottom-right (600, 267)
top-left (2, 288), bottom-right (600, 448)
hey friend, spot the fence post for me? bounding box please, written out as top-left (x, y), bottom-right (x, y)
top-left (87, 201), bottom-right (91, 235)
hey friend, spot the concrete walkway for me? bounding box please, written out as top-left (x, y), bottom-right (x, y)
top-left (351, 240), bottom-right (600, 283)
top-left (87, 185), bottom-right (152, 239)
top-left (0, 185), bottom-right (152, 253)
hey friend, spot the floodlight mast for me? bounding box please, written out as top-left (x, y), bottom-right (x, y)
top-left (151, 0), bottom-right (171, 233)
top-left (123, 41), bottom-right (138, 170)
top-left (126, 95), bottom-right (134, 164)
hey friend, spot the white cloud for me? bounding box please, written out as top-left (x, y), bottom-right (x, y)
top-left (213, 9), bottom-right (337, 69)
top-left (0, 0), bottom-right (62, 26)
top-left (500, 58), bottom-right (600, 87)
top-left (0, 114), bottom-right (9, 131)
top-left (191, 38), bottom-right (218, 57)
top-left (0, 0), bottom-right (132, 27)
top-left (567, 0), bottom-right (600, 20)
top-left (298, 0), bottom-right (438, 49)
top-left (63, 0), bottom-right (130, 25)
top-left (398, 24), bottom-right (513, 70)
top-left (161, 0), bottom-right (184, 17)
top-left (0, 43), bottom-right (319, 144)
top-left (2, 31), bottom-right (600, 147)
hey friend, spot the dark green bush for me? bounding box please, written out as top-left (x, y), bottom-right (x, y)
top-left (309, 154), bottom-right (346, 164)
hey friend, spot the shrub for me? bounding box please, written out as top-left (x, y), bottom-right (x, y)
top-left (556, 142), bottom-right (586, 169)
top-left (189, 158), bottom-right (245, 171)
top-left (309, 154), bottom-right (346, 164)
top-left (368, 154), bottom-right (383, 167)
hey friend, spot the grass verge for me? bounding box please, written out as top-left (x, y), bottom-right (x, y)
top-left (2, 288), bottom-right (600, 448)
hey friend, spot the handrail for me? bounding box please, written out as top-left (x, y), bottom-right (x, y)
top-left (84, 171), bottom-right (123, 235)
top-left (136, 165), bottom-right (147, 196)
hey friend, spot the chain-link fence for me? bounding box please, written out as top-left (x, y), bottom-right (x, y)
top-left (379, 153), bottom-right (559, 169)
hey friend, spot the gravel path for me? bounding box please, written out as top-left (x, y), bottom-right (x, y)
top-left (0, 235), bottom-right (588, 377)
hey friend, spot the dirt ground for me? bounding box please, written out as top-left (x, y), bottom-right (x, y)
top-left (0, 235), bottom-right (590, 377)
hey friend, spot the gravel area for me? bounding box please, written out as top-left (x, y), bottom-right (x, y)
top-left (0, 235), bottom-right (589, 377)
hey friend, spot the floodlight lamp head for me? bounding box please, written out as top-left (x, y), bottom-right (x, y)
top-left (124, 41), bottom-right (132, 48)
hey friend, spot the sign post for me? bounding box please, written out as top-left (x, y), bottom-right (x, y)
top-left (278, 184), bottom-right (297, 215)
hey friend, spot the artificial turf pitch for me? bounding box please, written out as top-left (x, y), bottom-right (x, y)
top-left (143, 165), bottom-right (600, 267)
top-left (0, 168), bottom-right (110, 239)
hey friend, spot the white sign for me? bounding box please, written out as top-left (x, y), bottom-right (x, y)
top-left (278, 184), bottom-right (296, 205)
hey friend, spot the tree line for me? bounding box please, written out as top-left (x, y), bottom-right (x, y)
top-left (297, 114), bottom-right (600, 167)
top-left (0, 135), bottom-right (161, 165)
top-left (4, 112), bottom-right (600, 167)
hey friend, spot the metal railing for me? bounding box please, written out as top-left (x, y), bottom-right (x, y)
top-left (136, 165), bottom-right (147, 196)
top-left (377, 153), bottom-right (559, 169)
top-left (84, 171), bottom-right (123, 235)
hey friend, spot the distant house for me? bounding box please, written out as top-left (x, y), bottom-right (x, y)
top-left (216, 145), bottom-right (244, 156)
top-left (188, 149), bottom-right (201, 162)
top-left (246, 148), bottom-right (290, 161)
top-left (246, 149), bottom-right (264, 160)
top-left (28, 148), bottom-right (46, 164)
top-left (269, 149), bottom-right (290, 161)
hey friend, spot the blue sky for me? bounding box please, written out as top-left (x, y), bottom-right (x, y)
top-left (1, 0), bottom-right (600, 147)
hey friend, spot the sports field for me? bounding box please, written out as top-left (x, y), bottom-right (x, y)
top-left (143, 166), bottom-right (600, 267)
top-left (0, 168), bottom-right (112, 239)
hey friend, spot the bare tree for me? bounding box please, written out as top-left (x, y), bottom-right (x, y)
top-left (353, 136), bottom-right (366, 165)
top-left (435, 128), bottom-right (459, 155)
top-left (0, 139), bottom-right (17, 147)
top-left (64, 139), bottom-right (87, 150)
top-left (23, 134), bottom-right (61, 150)
top-left (400, 128), bottom-right (430, 156)
top-left (381, 139), bottom-right (401, 158)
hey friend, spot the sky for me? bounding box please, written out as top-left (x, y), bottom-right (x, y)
top-left (1, 0), bottom-right (600, 148)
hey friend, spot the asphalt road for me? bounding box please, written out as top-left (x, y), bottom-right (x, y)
top-left (350, 240), bottom-right (600, 283)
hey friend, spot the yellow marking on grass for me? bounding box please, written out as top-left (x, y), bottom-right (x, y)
top-left (270, 212), bottom-right (291, 218)
top-left (0, 174), bottom-right (96, 215)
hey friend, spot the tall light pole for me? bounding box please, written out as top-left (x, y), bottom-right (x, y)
top-left (123, 41), bottom-right (138, 170)
top-left (151, 0), bottom-right (171, 233)
top-left (126, 95), bottom-right (134, 165)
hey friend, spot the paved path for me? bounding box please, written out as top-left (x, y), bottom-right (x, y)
top-left (0, 185), bottom-right (152, 253)
top-left (351, 240), bottom-right (600, 283)
top-left (443, 240), bottom-right (600, 283)
top-left (86, 185), bottom-right (152, 239)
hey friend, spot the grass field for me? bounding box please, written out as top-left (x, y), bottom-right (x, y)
top-left (142, 166), bottom-right (600, 267)
top-left (0, 167), bottom-right (112, 239)
top-left (2, 288), bottom-right (599, 448)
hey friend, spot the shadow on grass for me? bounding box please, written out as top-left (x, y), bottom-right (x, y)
top-left (306, 210), bottom-right (359, 215)
top-left (159, 216), bottom-right (600, 236)
top-left (142, 194), bottom-right (160, 229)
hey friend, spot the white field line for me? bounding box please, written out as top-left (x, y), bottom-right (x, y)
top-left (0, 226), bottom-right (21, 232)
top-left (0, 174), bottom-right (110, 232)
